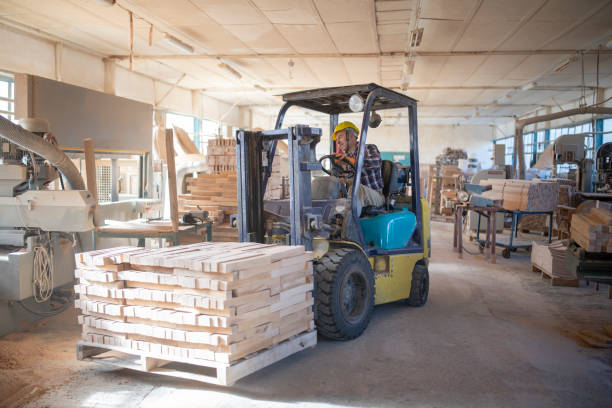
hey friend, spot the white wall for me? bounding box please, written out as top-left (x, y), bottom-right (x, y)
top-left (369, 124), bottom-right (496, 166)
top-left (0, 23), bottom-right (251, 128)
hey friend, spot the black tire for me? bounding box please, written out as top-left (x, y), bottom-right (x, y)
top-left (315, 248), bottom-right (375, 340)
top-left (406, 264), bottom-right (429, 307)
top-left (502, 248), bottom-right (511, 258)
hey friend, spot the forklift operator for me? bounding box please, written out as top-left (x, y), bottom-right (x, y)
top-left (332, 121), bottom-right (385, 208)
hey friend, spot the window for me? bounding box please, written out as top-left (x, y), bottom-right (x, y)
top-left (603, 118), bottom-right (612, 145)
top-left (0, 74), bottom-right (14, 121)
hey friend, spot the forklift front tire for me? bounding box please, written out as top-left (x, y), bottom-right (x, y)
top-left (315, 248), bottom-right (374, 340)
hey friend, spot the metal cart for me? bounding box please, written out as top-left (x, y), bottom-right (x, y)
top-left (475, 209), bottom-right (553, 258)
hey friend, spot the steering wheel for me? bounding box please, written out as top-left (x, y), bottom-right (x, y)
top-left (318, 154), bottom-right (356, 178)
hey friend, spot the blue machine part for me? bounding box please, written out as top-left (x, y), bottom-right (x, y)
top-left (360, 210), bottom-right (417, 249)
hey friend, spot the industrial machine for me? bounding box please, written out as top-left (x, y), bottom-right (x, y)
top-left (552, 133), bottom-right (593, 192)
top-left (235, 84), bottom-right (430, 340)
top-left (0, 116), bottom-right (95, 335)
top-left (595, 142), bottom-right (612, 192)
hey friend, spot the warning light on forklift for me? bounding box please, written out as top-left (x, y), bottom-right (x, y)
top-left (349, 94), bottom-right (364, 113)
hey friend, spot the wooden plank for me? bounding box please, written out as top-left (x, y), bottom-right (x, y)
top-left (83, 138), bottom-right (98, 202)
top-left (165, 129), bottom-right (179, 232)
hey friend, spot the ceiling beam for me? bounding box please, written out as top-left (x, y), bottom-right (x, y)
top-left (107, 49), bottom-right (612, 60)
top-left (200, 85), bottom-right (597, 93)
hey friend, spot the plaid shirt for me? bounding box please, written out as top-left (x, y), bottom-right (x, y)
top-left (349, 144), bottom-right (383, 192)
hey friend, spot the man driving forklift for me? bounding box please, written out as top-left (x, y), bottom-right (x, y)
top-left (331, 121), bottom-right (385, 209)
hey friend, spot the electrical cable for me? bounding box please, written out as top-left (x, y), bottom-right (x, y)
top-left (17, 294), bottom-right (73, 317)
top-left (32, 239), bottom-right (53, 303)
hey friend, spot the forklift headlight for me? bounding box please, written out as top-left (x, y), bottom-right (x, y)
top-left (348, 94), bottom-right (364, 113)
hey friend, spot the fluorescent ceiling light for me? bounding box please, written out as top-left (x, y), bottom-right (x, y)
top-left (410, 28), bottom-right (424, 47)
top-left (93, 0), bottom-right (116, 5)
top-left (521, 82), bottom-right (537, 91)
top-left (163, 33), bottom-right (194, 54)
top-left (553, 56), bottom-right (578, 73)
top-left (218, 62), bottom-right (242, 80)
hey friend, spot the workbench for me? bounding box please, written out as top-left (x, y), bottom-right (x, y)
top-left (475, 209), bottom-right (553, 258)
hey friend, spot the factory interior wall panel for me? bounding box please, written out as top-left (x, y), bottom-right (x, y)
top-left (368, 124), bottom-right (496, 165)
top-left (26, 76), bottom-right (152, 152)
top-left (0, 25), bottom-right (252, 128)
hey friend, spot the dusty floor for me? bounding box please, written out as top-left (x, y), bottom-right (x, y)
top-left (1, 221), bottom-right (611, 408)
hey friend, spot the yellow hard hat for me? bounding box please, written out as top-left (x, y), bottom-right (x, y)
top-left (332, 121), bottom-right (359, 141)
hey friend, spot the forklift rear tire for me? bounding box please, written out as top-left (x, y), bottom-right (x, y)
top-left (315, 248), bottom-right (374, 341)
top-left (406, 264), bottom-right (429, 307)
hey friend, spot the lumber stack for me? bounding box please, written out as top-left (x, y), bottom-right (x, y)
top-left (531, 240), bottom-right (578, 286)
top-left (479, 179), bottom-right (559, 212)
top-left (570, 207), bottom-right (612, 253)
top-left (74, 243), bottom-right (315, 367)
top-left (264, 148), bottom-right (289, 200)
top-left (178, 172), bottom-right (238, 242)
top-left (426, 164), bottom-right (442, 215)
top-left (440, 165), bottom-right (461, 215)
top-left (207, 138), bottom-right (236, 173)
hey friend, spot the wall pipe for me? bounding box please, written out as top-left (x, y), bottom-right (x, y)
top-left (0, 116), bottom-right (86, 190)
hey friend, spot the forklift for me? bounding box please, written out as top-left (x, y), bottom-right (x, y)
top-left (235, 84), bottom-right (430, 340)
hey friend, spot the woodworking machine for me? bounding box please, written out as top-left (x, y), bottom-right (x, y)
top-left (0, 116), bottom-right (95, 335)
top-left (552, 133), bottom-right (593, 192)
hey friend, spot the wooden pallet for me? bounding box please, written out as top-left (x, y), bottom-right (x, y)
top-left (532, 264), bottom-right (579, 287)
top-left (77, 330), bottom-right (316, 386)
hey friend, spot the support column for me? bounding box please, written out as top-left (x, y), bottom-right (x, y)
top-left (103, 58), bottom-right (116, 95)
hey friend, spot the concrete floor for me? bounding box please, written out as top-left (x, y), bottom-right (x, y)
top-left (1, 221), bottom-right (611, 408)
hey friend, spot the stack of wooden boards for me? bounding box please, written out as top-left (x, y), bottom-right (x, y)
top-left (207, 138), bottom-right (236, 173)
top-left (531, 240), bottom-right (578, 286)
top-left (570, 207), bottom-right (612, 253)
top-left (426, 164), bottom-right (461, 216)
top-left (74, 242), bottom-right (316, 386)
top-left (179, 172), bottom-right (238, 242)
top-left (263, 147), bottom-right (289, 200)
top-left (479, 179), bottom-right (559, 212)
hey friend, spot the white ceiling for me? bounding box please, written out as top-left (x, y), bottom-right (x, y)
top-left (1, 0), bottom-right (611, 125)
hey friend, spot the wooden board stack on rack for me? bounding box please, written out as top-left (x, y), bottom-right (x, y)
top-left (74, 242), bottom-right (316, 386)
top-left (179, 172), bottom-right (238, 242)
top-left (570, 207), bottom-right (612, 253)
top-left (440, 165), bottom-right (461, 216)
top-left (426, 165), bottom-right (442, 216)
top-left (207, 138), bottom-right (236, 173)
top-left (479, 179), bottom-right (559, 212)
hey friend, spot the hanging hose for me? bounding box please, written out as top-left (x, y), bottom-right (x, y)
top-left (0, 115), bottom-right (85, 190)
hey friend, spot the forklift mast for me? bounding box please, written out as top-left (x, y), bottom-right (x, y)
top-left (235, 125), bottom-right (323, 251)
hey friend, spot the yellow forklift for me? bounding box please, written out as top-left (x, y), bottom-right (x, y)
top-left (235, 84), bottom-right (430, 340)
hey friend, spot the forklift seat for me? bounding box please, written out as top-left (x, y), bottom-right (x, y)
top-left (381, 160), bottom-right (403, 197)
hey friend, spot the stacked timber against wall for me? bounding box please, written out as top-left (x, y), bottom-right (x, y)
top-left (426, 164), bottom-right (461, 216)
top-left (479, 179), bottom-right (560, 212)
top-left (570, 207), bottom-right (612, 253)
top-left (207, 138), bottom-right (236, 173)
top-left (264, 148), bottom-right (289, 200)
top-left (440, 165), bottom-right (462, 216)
top-left (179, 172), bottom-right (238, 242)
top-left (74, 243), bottom-right (315, 384)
